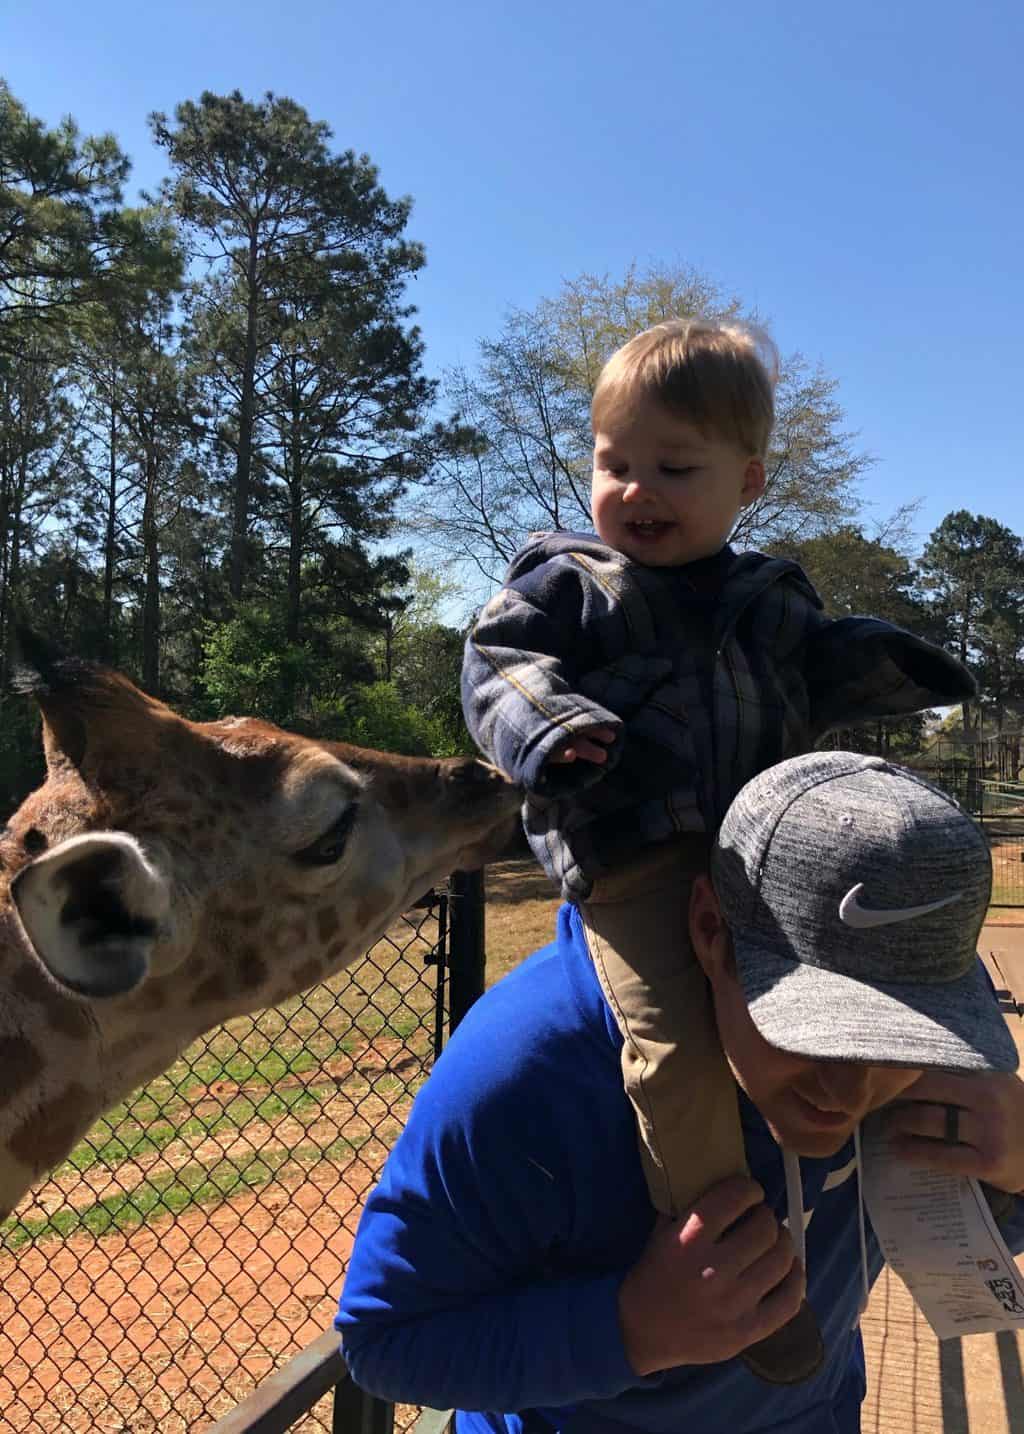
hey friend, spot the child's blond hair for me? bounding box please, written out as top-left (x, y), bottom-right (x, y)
top-left (591, 318), bottom-right (779, 457)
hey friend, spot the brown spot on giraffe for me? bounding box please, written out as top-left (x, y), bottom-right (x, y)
top-left (10, 1082), bottom-right (95, 1174)
top-left (13, 964), bottom-right (92, 1040)
top-left (106, 1034), bottom-right (146, 1070)
top-left (238, 948), bottom-right (268, 990)
top-left (277, 920), bottom-right (310, 952)
top-left (291, 958), bottom-right (322, 992)
top-left (355, 889), bottom-right (392, 929)
top-left (160, 799), bottom-right (192, 819)
top-left (324, 940), bottom-right (348, 967)
top-left (316, 906), bottom-right (341, 944)
top-left (191, 973), bottom-right (230, 1007)
top-left (0, 1035), bottom-right (45, 1101)
top-left (386, 779), bottom-right (411, 810)
top-left (136, 981), bottom-right (168, 1012)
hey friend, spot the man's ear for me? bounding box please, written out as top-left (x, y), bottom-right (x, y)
top-left (689, 873), bottom-right (732, 980)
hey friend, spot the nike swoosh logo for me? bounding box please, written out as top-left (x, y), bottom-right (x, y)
top-left (838, 883), bottom-right (964, 928)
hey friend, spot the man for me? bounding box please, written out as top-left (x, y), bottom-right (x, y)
top-left (337, 753), bottom-right (1024, 1434)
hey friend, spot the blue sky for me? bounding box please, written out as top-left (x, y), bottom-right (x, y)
top-left (5, 0), bottom-right (1022, 551)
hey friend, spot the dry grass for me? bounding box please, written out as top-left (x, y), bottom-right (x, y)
top-left (483, 860), bottom-right (562, 985)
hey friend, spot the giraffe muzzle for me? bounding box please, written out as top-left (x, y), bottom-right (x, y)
top-left (10, 831), bottom-right (172, 1000)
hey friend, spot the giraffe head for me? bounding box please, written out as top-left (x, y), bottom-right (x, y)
top-left (0, 633), bottom-right (519, 1212)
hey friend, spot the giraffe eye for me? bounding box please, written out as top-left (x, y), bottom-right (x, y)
top-left (294, 805), bottom-right (358, 867)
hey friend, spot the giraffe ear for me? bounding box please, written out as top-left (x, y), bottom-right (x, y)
top-left (11, 833), bottom-right (170, 999)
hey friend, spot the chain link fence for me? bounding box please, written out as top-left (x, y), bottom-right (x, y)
top-left (0, 879), bottom-right (481, 1433)
top-left (981, 781), bottom-right (1024, 908)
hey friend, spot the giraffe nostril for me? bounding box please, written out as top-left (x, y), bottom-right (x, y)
top-left (477, 762), bottom-right (511, 788)
top-left (449, 760), bottom-right (488, 786)
top-left (446, 759), bottom-right (515, 799)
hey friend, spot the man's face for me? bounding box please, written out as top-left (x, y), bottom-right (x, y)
top-left (690, 877), bottom-right (922, 1157)
top-left (591, 395), bottom-right (764, 567)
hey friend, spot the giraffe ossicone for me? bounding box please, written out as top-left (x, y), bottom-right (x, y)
top-left (0, 630), bottom-right (519, 1221)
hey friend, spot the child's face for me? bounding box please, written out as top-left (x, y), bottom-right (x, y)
top-left (591, 394), bottom-right (765, 566)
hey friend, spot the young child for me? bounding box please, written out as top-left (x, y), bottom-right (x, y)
top-left (460, 318), bottom-right (974, 1381)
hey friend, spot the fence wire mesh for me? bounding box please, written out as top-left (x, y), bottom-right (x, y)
top-left (0, 891), bottom-right (453, 1433)
top-left (981, 781), bottom-right (1024, 908)
top-left (982, 824), bottom-right (1024, 907)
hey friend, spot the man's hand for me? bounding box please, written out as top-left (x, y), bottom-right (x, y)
top-left (547, 724), bottom-right (618, 767)
top-left (617, 1176), bottom-right (805, 1377)
top-left (883, 1070), bottom-right (1024, 1195)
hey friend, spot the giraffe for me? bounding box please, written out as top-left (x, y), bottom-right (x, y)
top-left (0, 630), bottom-right (520, 1221)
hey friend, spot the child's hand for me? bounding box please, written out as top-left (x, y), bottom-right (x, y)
top-left (547, 724), bottom-right (618, 766)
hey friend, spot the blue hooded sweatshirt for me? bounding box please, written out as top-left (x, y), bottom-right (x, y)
top-left (336, 905), bottom-right (1024, 1434)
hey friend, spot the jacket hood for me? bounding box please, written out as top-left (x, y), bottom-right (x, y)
top-left (506, 530), bottom-right (824, 611)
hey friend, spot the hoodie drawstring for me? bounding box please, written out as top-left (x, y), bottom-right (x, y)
top-left (853, 1124), bottom-right (870, 1320)
top-left (783, 1149), bottom-right (806, 1270)
top-left (784, 1135), bottom-right (870, 1326)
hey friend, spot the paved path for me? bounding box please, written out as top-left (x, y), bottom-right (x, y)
top-left (860, 921), bottom-right (1024, 1432)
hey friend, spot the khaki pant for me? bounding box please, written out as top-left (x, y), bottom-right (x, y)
top-left (581, 837), bottom-right (748, 1218)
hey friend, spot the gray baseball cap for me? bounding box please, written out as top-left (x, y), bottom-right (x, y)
top-left (711, 751), bottom-right (1018, 1073)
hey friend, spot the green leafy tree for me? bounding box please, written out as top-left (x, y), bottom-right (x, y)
top-left (0, 328), bottom-right (85, 682)
top-left (974, 608), bottom-right (1024, 743)
top-left (72, 208), bottom-right (189, 673)
top-left (199, 601), bottom-right (377, 723)
top-left (918, 511), bottom-right (1024, 734)
top-left (775, 522), bottom-right (940, 760)
top-left (200, 603), bottom-right (318, 722)
top-left (328, 681), bottom-right (453, 756)
top-left (380, 566), bottom-right (473, 753)
top-left (0, 82), bottom-right (174, 355)
top-left (771, 521), bottom-right (931, 631)
top-left (152, 90), bottom-right (427, 601)
top-left (391, 622), bottom-right (470, 754)
top-left (257, 243), bottom-right (445, 642)
top-left (0, 695), bottom-right (43, 816)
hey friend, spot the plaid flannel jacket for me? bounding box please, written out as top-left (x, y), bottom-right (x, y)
top-left (462, 532), bottom-right (975, 901)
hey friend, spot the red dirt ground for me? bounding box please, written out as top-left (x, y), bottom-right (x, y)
top-left (0, 1164), bottom-right (372, 1432)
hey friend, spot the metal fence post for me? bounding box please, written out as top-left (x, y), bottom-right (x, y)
top-left (332, 1373), bottom-right (395, 1434)
top-left (447, 868), bottom-right (486, 1033)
